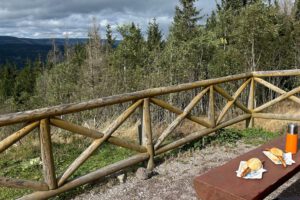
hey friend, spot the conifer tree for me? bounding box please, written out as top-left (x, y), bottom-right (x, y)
top-left (147, 18), bottom-right (163, 51)
top-left (105, 24), bottom-right (115, 52)
top-left (72, 44), bottom-right (86, 66)
top-left (13, 61), bottom-right (37, 108)
top-left (206, 11), bottom-right (217, 29)
top-left (170, 0), bottom-right (202, 42)
top-left (0, 63), bottom-right (16, 102)
top-left (218, 0), bottom-right (258, 11)
top-left (145, 18), bottom-right (164, 82)
top-left (112, 22), bottom-right (147, 92)
top-left (114, 22), bottom-right (146, 69)
top-left (165, 0), bottom-right (203, 79)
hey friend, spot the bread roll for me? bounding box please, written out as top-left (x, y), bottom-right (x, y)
top-left (268, 147), bottom-right (286, 167)
top-left (269, 147), bottom-right (283, 157)
top-left (246, 158), bottom-right (262, 171)
top-left (241, 158), bottom-right (262, 177)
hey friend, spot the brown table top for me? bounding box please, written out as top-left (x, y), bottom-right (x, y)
top-left (194, 136), bottom-right (300, 200)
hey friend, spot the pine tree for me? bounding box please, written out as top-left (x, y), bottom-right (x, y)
top-left (112, 22), bottom-right (147, 92)
top-left (72, 44), bottom-right (86, 66)
top-left (147, 18), bottom-right (163, 51)
top-left (170, 0), bottom-right (202, 42)
top-left (218, 0), bottom-right (258, 11)
top-left (0, 63), bottom-right (16, 102)
top-left (145, 18), bottom-right (164, 82)
top-left (115, 22), bottom-right (146, 69)
top-left (206, 11), bottom-right (217, 30)
top-left (106, 24), bottom-right (115, 52)
top-left (13, 61), bottom-right (37, 108)
top-left (219, 0), bottom-right (244, 11)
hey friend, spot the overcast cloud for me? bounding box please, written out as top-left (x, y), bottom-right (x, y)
top-left (0, 0), bottom-right (218, 39)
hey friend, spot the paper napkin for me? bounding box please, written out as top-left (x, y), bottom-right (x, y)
top-left (263, 151), bottom-right (295, 166)
top-left (236, 161), bottom-right (267, 179)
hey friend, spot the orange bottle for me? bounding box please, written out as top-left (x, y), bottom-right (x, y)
top-left (285, 123), bottom-right (298, 154)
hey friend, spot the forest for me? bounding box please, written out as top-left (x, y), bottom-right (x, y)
top-left (0, 0), bottom-right (299, 121)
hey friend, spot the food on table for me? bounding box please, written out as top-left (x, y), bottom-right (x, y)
top-left (241, 158), bottom-right (263, 177)
top-left (266, 147), bottom-right (286, 168)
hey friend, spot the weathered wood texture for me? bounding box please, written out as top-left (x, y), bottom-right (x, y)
top-left (40, 118), bottom-right (57, 189)
top-left (143, 98), bottom-right (155, 170)
top-left (252, 69), bottom-right (300, 77)
top-left (0, 121), bottom-right (39, 153)
top-left (0, 177), bottom-right (49, 191)
top-left (246, 78), bottom-right (255, 128)
top-left (209, 86), bottom-right (215, 127)
top-left (252, 113), bottom-right (300, 121)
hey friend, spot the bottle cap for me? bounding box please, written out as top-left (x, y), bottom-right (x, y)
top-left (288, 123), bottom-right (298, 135)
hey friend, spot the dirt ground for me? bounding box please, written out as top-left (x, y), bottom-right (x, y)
top-left (73, 142), bottom-right (300, 200)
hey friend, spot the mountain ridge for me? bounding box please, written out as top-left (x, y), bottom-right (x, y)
top-left (0, 36), bottom-right (88, 67)
top-left (0, 36), bottom-right (87, 46)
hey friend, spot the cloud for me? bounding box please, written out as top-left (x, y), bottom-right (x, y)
top-left (0, 0), bottom-right (217, 38)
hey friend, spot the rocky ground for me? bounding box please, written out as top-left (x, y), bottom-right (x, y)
top-left (73, 141), bottom-right (300, 200)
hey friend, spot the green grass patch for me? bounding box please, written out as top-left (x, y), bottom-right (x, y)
top-left (240, 128), bottom-right (282, 145)
top-left (0, 137), bottom-right (134, 200)
top-left (177, 127), bottom-right (282, 152)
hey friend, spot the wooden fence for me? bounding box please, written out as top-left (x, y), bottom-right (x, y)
top-left (1, 69), bottom-right (300, 199)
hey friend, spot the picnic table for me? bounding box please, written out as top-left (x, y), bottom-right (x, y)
top-left (194, 136), bottom-right (300, 200)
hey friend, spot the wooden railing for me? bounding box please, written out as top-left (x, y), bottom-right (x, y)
top-left (1, 69), bottom-right (300, 199)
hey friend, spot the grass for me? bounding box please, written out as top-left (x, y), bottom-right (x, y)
top-left (239, 128), bottom-right (282, 145)
top-left (0, 127), bottom-right (282, 199)
top-left (174, 127), bottom-right (282, 154)
top-left (0, 136), bottom-right (135, 200)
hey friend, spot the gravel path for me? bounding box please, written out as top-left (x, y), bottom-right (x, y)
top-left (73, 142), bottom-right (300, 200)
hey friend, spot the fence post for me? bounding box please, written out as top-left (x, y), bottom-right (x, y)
top-left (209, 86), bottom-right (215, 127)
top-left (143, 98), bottom-right (155, 170)
top-left (40, 118), bottom-right (57, 189)
top-left (137, 104), bottom-right (144, 146)
top-left (246, 78), bottom-right (255, 128)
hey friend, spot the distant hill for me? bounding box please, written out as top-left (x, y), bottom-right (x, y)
top-left (0, 36), bottom-right (87, 46)
top-left (0, 36), bottom-right (121, 68)
top-left (0, 36), bottom-right (87, 67)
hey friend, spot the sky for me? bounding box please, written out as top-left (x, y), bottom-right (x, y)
top-left (0, 0), bottom-right (218, 39)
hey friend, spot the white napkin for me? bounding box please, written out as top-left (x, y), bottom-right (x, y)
top-left (263, 151), bottom-right (295, 166)
top-left (236, 161), bottom-right (267, 179)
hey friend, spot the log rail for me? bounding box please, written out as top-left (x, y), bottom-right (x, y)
top-left (0, 69), bottom-right (300, 199)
